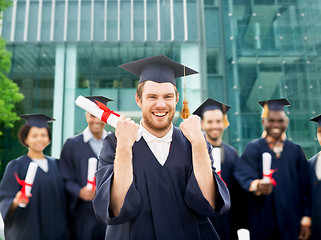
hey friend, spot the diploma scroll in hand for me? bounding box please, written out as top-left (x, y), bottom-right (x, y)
top-left (262, 152), bottom-right (277, 186)
top-left (75, 95), bottom-right (142, 141)
top-left (87, 157), bottom-right (97, 190)
top-left (15, 162), bottom-right (38, 208)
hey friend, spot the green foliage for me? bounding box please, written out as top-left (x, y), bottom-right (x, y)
top-left (0, 0), bottom-right (12, 15)
top-left (0, 38), bottom-right (24, 136)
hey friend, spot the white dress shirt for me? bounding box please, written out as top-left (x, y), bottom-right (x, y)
top-left (141, 124), bottom-right (173, 166)
top-left (32, 158), bottom-right (48, 172)
top-left (83, 127), bottom-right (108, 156)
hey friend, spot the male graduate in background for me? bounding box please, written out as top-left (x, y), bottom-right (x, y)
top-left (308, 114), bottom-right (321, 240)
top-left (93, 55), bottom-right (230, 240)
top-left (60, 96), bottom-right (109, 240)
top-left (234, 98), bottom-right (311, 240)
top-left (193, 98), bottom-right (246, 240)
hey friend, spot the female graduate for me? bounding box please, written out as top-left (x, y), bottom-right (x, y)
top-left (0, 114), bottom-right (69, 240)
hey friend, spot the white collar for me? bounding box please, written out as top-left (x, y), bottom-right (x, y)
top-left (83, 127), bottom-right (108, 143)
top-left (140, 122), bottom-right (173, 143)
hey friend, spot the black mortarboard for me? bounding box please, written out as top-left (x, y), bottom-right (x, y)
top-left (193, 98), bottom-right (231, 127)
top-left (193, 98), bottom-right (231, 118)
top-left (258, 98), bottom-right (291, 118)
top-left (20, 114), bottom-right (55, 128)
top-left (118, 55), bottom-right (198, 85)
top-left (310, 114), bottom-right (321, 127)
top-left (85, 96), bottom-right (113, 105)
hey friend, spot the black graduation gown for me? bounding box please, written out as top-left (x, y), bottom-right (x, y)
top-left (309, 153), bottom-right (321, 240)
top-left (234, 138), bottom-right (311, 240)
top-left (60, 133), bottom-right (106, 240)
top-left (211, 143), bottom-right (247, 240)
top-left (93, 126), bottom-right (230, 240)
top-left (0, 155), bottom-right (69, 240)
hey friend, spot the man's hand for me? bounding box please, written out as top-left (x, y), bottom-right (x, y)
top-left (79, 186), bottom-right (96, 201)
top-left (115, 115), bottom-right (139, 148)
top-left (257, 180), bottom-right (273, 195)
top-left (179, 115), bottom-right (204, 144)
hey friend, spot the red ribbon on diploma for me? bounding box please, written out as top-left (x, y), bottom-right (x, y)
top-left (263, 169), bottom-right (278, 186)
top-left (95, 100), bottom-right (120, 123)
top-left (216, 171), bottom-right (227, 186)
top-left (14, 173), bottom-right (32, 202)
top-left (87, 176), bottom-right (96, 190)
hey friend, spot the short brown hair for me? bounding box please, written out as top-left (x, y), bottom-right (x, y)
top-left (18, 124), bottom-right (52, 147)
top-left (136, 81), bottom-right (179, 101)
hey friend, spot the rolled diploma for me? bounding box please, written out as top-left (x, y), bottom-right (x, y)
top-left (212, 147), bottom-right (221, 174)
top-left (237, 228), bottom-right (250, 240)
top-left (87, 157), bottom-right (97, 190)
top-left (75, 95), bottom-right (142, 141)
top-left (19, 162), bottom-right (38, 208)
top-left (262, 152), bottom-right (272, 183)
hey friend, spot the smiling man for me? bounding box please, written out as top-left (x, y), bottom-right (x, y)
top-left (193, 98), bottom-right (245, 240)
top-left (59, 96), bottom-right (110, 240)
top-left (234, 98), bottom-right (311, 240)
top-left (93, 55), bottom-right (230, 240)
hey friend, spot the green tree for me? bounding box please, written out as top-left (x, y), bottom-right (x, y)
top-left (0, 1), bottom-right (24, 136)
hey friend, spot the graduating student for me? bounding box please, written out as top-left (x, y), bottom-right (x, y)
top-left (93, 55), bottom-right (230, 240)
top-left (60, 96), bottom-right (110, 240)
top-left (308, 114), bottom-right (321, 240)
top-left (0, 114), bottom-right (69, 240)
top-left (193, 98), bottom-right (246, 240)
top-left (234, 98), bottom-right (311, 240)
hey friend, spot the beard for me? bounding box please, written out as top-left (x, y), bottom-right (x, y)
top-left (142, 110), bottom-right (175, 134)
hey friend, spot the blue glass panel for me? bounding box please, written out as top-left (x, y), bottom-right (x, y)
top-left (146, 0), bottom-right (157, 41)
top-left (159, 0), bottom-right (171, 40)
top-left (106, 0), bottom-right (117, 41)
top-left (186, 0), bottom-right (198, 41)
top-left (94, 0), bottom-right (104, 41)
top-left (133, 0), bottom-right (144, 41)
top-left (120, 1), bottom-right (130, 41)
top-left (28, 0), bottom-right (38, 41)
top-left (173, 0), bottom-right (184, 41)
top-left (67, 0), bottom-right (78, 41)
top-left (204, 7), bottom-right (220, 46)
top-left (54, 0), bottom-right (65, 41)
top-left (2, 7), bottom-right (12, 41)
top-left (14, 1), bottom-right (26, 42)
top-left (41, 1), bottom-right (52, 41)
top-left (80, 0), bottom-right (91, 41)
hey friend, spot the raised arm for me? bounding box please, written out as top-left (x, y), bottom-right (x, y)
top-left (110, 115), bottom-right (139, 217)
top-left (179, 115), bottom-right (216, 208)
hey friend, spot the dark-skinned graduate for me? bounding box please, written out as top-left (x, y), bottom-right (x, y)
top-left (234, 98), bottom-right (311, 240)
top-left (308, 114), bottom-right (321, 240)
top-left (92, 55), bottom-right (230, 240)
top-left (0, 114), bottom-right (69, 240)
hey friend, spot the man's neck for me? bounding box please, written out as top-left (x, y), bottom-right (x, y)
top-left (141, 120), bottom-right (171, 138)
top-left (92, 132), bottom-right (103, 140)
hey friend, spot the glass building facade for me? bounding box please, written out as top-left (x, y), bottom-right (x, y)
top-left (1, 0), bottom-right (321, 172)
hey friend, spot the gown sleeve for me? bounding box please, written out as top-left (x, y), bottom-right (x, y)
top-left (59, 138), bottom-right (83, 213)
top-left (184, 140), bottom-right (230, 218)
top-left (0, 160), bottom-right (23, 223)
top-left (93, 134), bottom-right (142, 225)
top-left (297, 146), bottom-right (311, 218)
top-left (234, 141), bottom-right (261, 192)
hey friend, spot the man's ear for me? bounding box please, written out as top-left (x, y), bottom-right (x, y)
top-left (176, 92), bottom-right (179, 103)
top-left (135, 93), bottom-right (142, 109)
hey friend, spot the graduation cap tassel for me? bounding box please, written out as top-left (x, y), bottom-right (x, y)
top-left (222, 104), bottom-right (230, 128)
top-left (181, 66), bottom-right (190, 120)
top-left (261, 102), bottom-right (269, 119)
